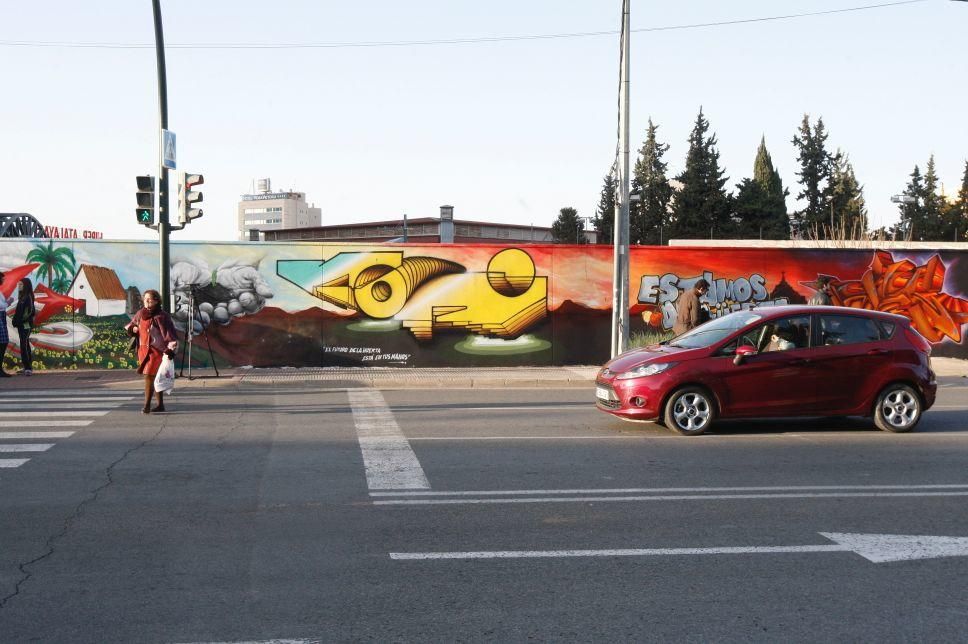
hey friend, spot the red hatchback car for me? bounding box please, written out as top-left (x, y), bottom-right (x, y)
top-left (596, 305), bottom-right (937, 435)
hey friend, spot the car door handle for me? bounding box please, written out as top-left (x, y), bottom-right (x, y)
top-left (867, 348), bottom-right (889, 356)
top-left (790, 358), bottom-right (811, 365)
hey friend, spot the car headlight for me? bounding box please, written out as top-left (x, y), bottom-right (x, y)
top-left (615, 362), bottom-right (676, 380)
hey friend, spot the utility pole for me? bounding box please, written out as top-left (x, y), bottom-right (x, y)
top-left (611, 0), bottom-right (631, 358)
top-left (151, 0), bottom-right (172, 312)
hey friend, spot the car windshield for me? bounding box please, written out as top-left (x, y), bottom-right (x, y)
top-left (667, 310), bottom-right (763, 349)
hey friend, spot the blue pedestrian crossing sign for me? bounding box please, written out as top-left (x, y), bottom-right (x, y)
top-left (163, 129), bottom-right (176, 169)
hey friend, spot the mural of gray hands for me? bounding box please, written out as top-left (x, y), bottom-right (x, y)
top-left (170, 258), bottom-right (274, 334)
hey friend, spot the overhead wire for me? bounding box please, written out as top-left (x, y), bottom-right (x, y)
top-left (0, 0), bottom-right (929, 50)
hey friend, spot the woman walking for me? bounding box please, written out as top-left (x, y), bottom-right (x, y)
top-left (12, 278), bottom-right (36, 375)
top-left (0, 271), bottom-right (9, 377)
top-left (126, 289), bottom-right (178, 414)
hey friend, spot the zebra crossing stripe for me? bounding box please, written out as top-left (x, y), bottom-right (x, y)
top-left (0, 444), bottom-right (54, 452)
top-left (0, 431), bottom-right (77, 438)
top-left (0, 411), bottom-right (109, 417)
top-left (0, 458), bottom-right (30, 468)
top-left (0, 421), bottom-right (92, 427)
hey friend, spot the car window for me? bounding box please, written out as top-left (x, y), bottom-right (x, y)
top-left (877, 320), bottom-right (896, 339)
top-left (819, 314), bottom-right (881, 346)
top-left (743, 315), bottom-right (811, 352)
top-left (668, 310), bottom-right (763, 349)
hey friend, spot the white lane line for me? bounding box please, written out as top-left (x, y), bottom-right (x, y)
top-left (0, 389), bottom-right (139, 396)
top-left (0, 458), bottom-right (29, 468)
top-left (0, 421), bottom-right (92, 427)
top-left (372, 491), bottom-right (968, 506)
top-left (370, 483), bottom-right (968, 497)
top-left (390, 545), bottom-right (845, 561)
top-left (0, 431), bottom-right (77, 438)
top-left (0, 444), bottom-right (54, 452)
top-left (349, 389), bottom-right (430, 491)
top-left (0, 397), bottom-right (134, 403)
top-left (396, 406), bottom-right (592, 412)
top-left (0, 411), bottom-right (109, 417)
top-left (0, 402), bottom-right (127, 409)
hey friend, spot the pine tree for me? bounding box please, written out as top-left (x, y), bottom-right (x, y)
top-left (921, 155), bottom-right (945, 240)
top-left (669, 108), bottom-right (732, 240)
top-left (955, 161), bottom-right (968, 240)
top-left (630, 119), bottom-right (673, 245)
top-left (551, 207), bottom-right (588, 244)
top-left (734, 137), bottom-right (790, 239)
top-left (593, 173), bottom-right (616, 245)
top-left (891, 165), bottom-right (926, 241)
top-left (791, 115), bottom-right (832, 237)
top-left (827, 151), bottom-right (868, 239)
top-left (940, 160), bottom-right (968, 242)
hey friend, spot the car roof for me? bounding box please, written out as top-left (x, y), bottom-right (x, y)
top-left (748, 304), bottom-right (910, 325)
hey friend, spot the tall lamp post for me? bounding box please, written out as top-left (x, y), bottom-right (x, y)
top-left (611, 0), bottom-right (631, 358)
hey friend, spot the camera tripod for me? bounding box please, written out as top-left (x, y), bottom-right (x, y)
top-left (177, 285), bottom-right (220, 380)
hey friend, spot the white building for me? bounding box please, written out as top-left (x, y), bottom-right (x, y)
top-left (237, 178), bottom-right (322, 240)
top-left (69, 264), bottom-right (126, 317)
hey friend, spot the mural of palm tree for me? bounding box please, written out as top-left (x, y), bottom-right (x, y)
top-left (25, 241), bottom-right (77, 293)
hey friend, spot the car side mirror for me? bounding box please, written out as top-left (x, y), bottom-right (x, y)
top-left (733, 344), bottom-right (757, 366)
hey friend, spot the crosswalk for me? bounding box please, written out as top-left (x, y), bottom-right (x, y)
top-left (0, 389), bottom-right (138, 469)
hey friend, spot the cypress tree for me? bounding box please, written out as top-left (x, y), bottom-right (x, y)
top-left (593, 173), bottom-right (616, 245)
top-left (891, 165), bottom-right (926, 241)
top-left (791, 115), bottom-right (832, 237)
top-left (734, 136), bottom-right (790, 239)
top-left (630, 119), bottom-right (673, 245)
top-left (670, 108), bottom-right (732, 240)
top-left (551, 207), bottom-right (588, 244)
top-left (827, 151), bottom-right (868, 239)
top-left (921, 155), bottom-right (945, 240)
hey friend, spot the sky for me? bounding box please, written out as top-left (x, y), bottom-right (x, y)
top-left (1, 0), bottom-right (966, 242)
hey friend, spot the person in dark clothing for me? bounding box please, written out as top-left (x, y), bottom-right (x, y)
top-left (12, 278), bottom-right (36, 375)
top-left (808, 276), bottom-right (832, 306)
top-left (0, 271), bottom-right (9, 377)
top-left (125, 289), bottom-right (178, 414)
top-left (673, 278), bottom-right (710, 336)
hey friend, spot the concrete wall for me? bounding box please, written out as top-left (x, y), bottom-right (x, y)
top-left (2, 239), bottom-right (966, 370)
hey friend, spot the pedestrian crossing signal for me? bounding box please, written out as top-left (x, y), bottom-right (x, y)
top-left (136, 175), bottom-right (155, 227)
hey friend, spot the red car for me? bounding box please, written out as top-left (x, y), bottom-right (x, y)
top-left (596, 305), bottom-right (937, 435)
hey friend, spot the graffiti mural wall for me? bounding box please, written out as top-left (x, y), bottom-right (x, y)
top-left (2, 239), bottom-right (967, 371)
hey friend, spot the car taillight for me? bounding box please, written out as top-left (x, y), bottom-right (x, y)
top-left (903, 325), bottom-right (932, 354)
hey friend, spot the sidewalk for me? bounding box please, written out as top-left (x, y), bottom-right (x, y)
top-left (0, 358), bottom-right (964, 391)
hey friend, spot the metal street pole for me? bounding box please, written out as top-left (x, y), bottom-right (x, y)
top-left (151, 0), bottom-right (171, 312)
top-left (611, 0), bottom-right (631, 358)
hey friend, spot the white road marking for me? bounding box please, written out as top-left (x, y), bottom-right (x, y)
top-left (0, 411), bottom-right (109, 417)
top-left (0, 458), bottom-right (30, 468)
top-left (349, 389), bottom-right (429, 490)
top-left (0, 396), bottom-right (135, 402)
top-left (397, 405), bottom-right (591, 412)
top-left (0, 389), bottom-right (138, 397)
top-left (373, 491), bottom-right (968, 506)
top-left (0, 421), bottom-right (91, 427)
top-left (370, 483), bottom-right (968, 497)
top-left (0, 431), bottom-right (76, 439)
top-left (0, 402), bottom-right (127, 409)
top-left (174, 640), bottom-right (322, 644)
top-left (390, 532), bottom-right (968, 564)
top-left (0, 444), bottom-right (54, 452)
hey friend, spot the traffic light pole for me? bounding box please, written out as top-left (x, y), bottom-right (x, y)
top-left (151, 0), bottom-right (172, 312)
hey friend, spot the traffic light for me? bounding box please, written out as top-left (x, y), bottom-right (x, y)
top-left (136, 175), bottom-right (155, 226)
top-left (177, 171), bottom-right (204, 224)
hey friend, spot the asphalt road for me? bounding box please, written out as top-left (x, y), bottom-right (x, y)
top-left (1, 379), bottom-right (967, 643)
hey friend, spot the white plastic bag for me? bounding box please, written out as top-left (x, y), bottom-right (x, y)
top-left (153, 354), bottom-right (175, 393)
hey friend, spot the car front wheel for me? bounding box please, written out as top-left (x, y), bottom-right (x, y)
top-left (873, 384), bottom-right (922, 433)
top-left (664, 387), bottom-right (714, 436)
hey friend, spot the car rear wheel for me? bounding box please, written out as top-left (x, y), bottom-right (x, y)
top-left (664, 387), bottom-right (714, 436)
top-left (874, 384), bottom-right (922, 433)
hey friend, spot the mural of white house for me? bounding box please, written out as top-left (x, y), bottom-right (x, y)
top-left (69, 264), bottom-right (126, 317)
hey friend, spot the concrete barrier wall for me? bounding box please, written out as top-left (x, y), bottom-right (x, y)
top-left (1, 239), bottom-right (965, 370)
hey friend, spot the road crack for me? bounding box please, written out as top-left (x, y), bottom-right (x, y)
top-left (0, 420), bottom-right (169, 610)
